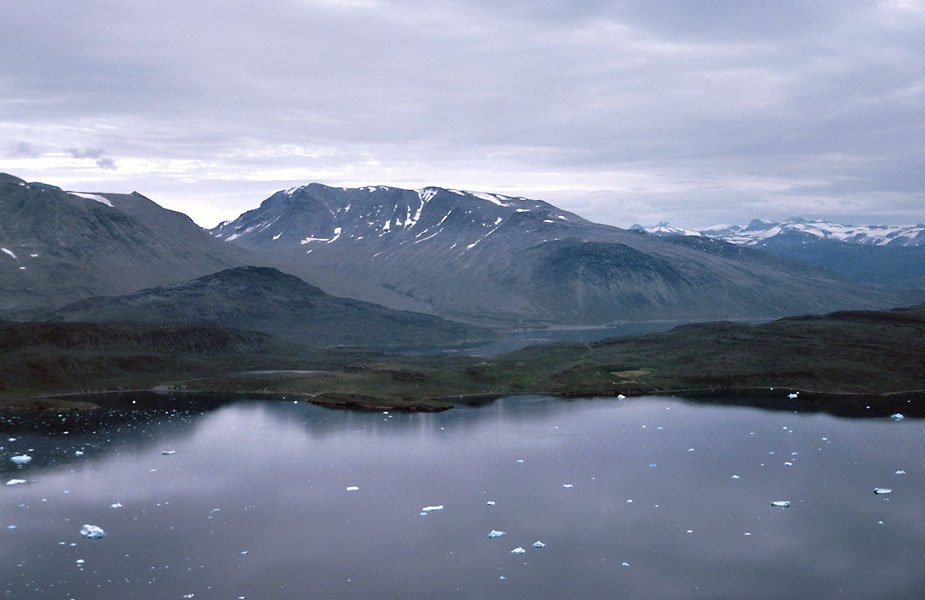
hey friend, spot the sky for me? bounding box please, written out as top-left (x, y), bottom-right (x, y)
top-left (1, 0), bottom-right (923, 229)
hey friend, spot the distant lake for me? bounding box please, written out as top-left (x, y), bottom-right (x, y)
top-left (2, 396), bottom-right (921, 599)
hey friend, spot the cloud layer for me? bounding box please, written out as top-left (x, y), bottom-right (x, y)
top-left (1, 0), bottom-right (923, 227)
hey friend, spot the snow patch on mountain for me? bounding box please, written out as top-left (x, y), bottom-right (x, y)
top-left (69, 192), bottom-right (113, 207)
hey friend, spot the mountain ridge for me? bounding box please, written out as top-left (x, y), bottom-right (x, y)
top-left (211, 183), bottom-right (903, 324)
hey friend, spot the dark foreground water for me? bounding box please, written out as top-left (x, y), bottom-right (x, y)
top-left (1, 396), bottom-right (922, 599)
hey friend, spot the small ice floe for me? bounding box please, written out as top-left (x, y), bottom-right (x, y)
top-left (511, 547), bottom-right (526, 554)
top-left (345, 486), bottom-right (359, 492)
top-left (161, 450), bottom-right (176, 455)
top-left (516, 459), bottom-right (524, 463)
top-left (6, 479), bottom-right (27, 486)
top-left (890, 413), bottom-right (904, 421)
top-left (533, 541), bottom-right (546, 548)
top-left (75, 559), bottom-right (85, 565)
top-left (731, 475), bottom-right (741, 479)
top-left (621, 562), bottom-right (630, 567)
top-left (488, 530), bottom-right (506, 538)
top-left (486, 501), bottom-right (496, 506)
top-left (80, 524), bottom-right (106, 539)
top-left (617, 394), bottom-right (626, 400)
top-left (110, 503), bottom-right (123, 509)
top-left (874, 488), bottom-right (892, 495)
top-left (74, 451), bottom-right (84, 456)
top-left (771, 500), bottom-right (791, 508)
top-left (788, 392), bottom-right (799, 399)
top-left (562, 484), bottom-right (574, 488)
top-left (7, 525), bottom-right (17, 530)
top-left (10, 455), bottom-right (31, 465)
top-left (895, 470), bottom-right (906, 475)
top-left (421, 505), bottom-right (444, 512)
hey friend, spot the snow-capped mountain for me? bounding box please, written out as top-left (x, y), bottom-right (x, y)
top-left (634, 218), bottom-right (924, 247)
top-left (633, 218), bottom-right (925, 289)
top-left (211, 184), bottom-right (902, 324)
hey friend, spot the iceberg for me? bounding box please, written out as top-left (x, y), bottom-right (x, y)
top-left (5, 479), bottom-right (27, 486)
top-left (488, 530), bottom-right (506, 538)
top-left (532, 541), bottom-right (546, 548)
top-left (771, 500), bottom-right (791, 508)
top-left (890, 413), bottom-right (904, 421)
top-left (511, 547), bottom-right (526, 554)
top-left (80, 524), bottom-right (106, 539)
top-left (10, 455), bottom-right (31, 465)
top-left (421, 505), bottom-right (444, 512)
top-left (874, 488), bottom-right (892, 495)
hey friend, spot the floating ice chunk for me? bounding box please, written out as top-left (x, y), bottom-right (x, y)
top-left (788, 393), bottom-right (799, 399)
top-left (617, 394), bottom-right (626, 400)
top-left (345, 486), bottom-right (359, 491)
top-left (80, 524), bottom-right (106, 539)
top-left (874, 488), bottom-right (892, 495)
top-left (771, 500), bottom-right (791, 508)
top-left (532, 541), bottom-right (545, 548)
top-left (488, 530), bottom-right (506, 538)
top-left (486, 501), bottom-right (496, 506)
top-left (621, 562), bottom-right (630, 567)
top-left (562, 484), bottom-right (573, 488)
top-left (890, 413), bottom-right (904, 421)
top-left (75, 559), bottom-right (85, 564)
top-left (421, 505), bottom-right (444, 512)
top-left (161, 450), bottom-right (176, 455)
top-left (516, 459), bottom-right (524, 463)
top-left (895, 470), bottom-right (906, 475)
top-left (6, 479), bottom-right (27, 486)
top-left (7, 525), bottom-right (17, 530)
top-left (110, 503), bottom-right (122, 508)
top-left (10, 455), bottom-right (31, 465)
top-left (511, 547), bottom-right (525, 554)
top-left (74, 451), bottom-right (84, 456)
top-left (731, 475), bottom-right (741, 479)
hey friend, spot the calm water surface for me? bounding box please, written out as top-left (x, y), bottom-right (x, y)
top-left (1, 396), bottom-right (922, 599)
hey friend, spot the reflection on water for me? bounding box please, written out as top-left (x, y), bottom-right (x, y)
top-left (2, 396), bottom-right (923, 599)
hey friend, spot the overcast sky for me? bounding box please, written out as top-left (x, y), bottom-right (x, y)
top-left (2, 0), bottom-right (923, 228)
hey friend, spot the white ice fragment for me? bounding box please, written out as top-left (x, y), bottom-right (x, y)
top-left (532, 541), bottom-right (546, 548)
top-left (75, 558), bottom-right (85, 564)
top-left (511, 547), bottom-right (526, 554)
top-left (890, 413), bottom-right (904, 421)
top-left (516, 459), bottom-right (524, 463)
top-left (80, 524), bottom-right (106, 539)
top-left (74, 451), bottom-right (84, 456)
top-left (10, 454), bottom-right (31, 465)
top-left (621, 562), bottom-right (630, 567)
top-left (488, 530), bottom-right (506, 538)
top-left (562, 483), bottom-right (573, 488)
top-left (161, 450), bottom-right (176, 455)
top-left (788, 393), bottom-right (799, 399)
top-left (421, 505), bottom-right (444, 512)
top-left (895, 470), bottom-right (906, 475)
top-left (345, 486), bottom-right (359, 491)
top-left (2, 247), bottom-right (18, 259)
top-left (110, 503), bottom-right (122, 508)
top-left (486, 501), bottom-right (496, 506)
top-left (617, 394), bottom-right (626, 400)
top-left (771, 500), bottom-right (790, 508)
top-left (6, 479), bottom-right (27, 486)
top-left (874, 488), bottom-right (892, 495)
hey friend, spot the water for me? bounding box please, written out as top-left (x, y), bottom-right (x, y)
top-left (1, 396), bottom-right (922, 599)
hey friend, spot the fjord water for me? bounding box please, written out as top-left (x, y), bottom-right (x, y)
top-left (2, 397), bottom-right (922, 599)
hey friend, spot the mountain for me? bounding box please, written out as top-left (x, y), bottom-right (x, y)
top-left (42, 266), bottom-right (489, 348)
top-left (0, 173), bottom-right (432, 314)
top-left (211, 184), bottom-right (902, 324)
top-left (633, 218), bottom-right (925, 289)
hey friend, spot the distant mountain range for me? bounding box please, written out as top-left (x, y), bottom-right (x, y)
top-left (211, 184), bottom-right (903, 323)
top-left (631, 218), bottom-right (925, 289)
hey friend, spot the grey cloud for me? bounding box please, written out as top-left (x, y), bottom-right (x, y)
top-left (0, 0), bottom-right (922, 228)
top-left (7, 141), bottom-right (40, 157)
